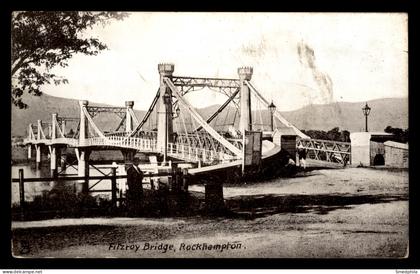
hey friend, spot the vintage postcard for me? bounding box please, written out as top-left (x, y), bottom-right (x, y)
top-left (10, 12), bottom-right (408, 259)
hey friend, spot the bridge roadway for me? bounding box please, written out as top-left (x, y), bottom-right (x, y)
top-left (23, 135), bottom-right (238, 165)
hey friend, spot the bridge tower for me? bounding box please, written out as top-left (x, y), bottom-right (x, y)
top-left (35, 119), bottom-right (42, 169)
top-left (157, 63), bottom-right (175, 164)
top-left (49, 113), bottom-right (60, 177)
top-left (27, 124), bottom-right (32, 159)
top-left (77, 100), bottom-right (91, 193)
top-left (121, 101), bottom-right (137, 167)
top-left (125, 101), bottom-right (134, 133)
top-left (238, 67), bottom-right (253, 133)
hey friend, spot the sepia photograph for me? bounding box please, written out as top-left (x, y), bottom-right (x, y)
top-left (10, 12), bottom-right (409, 260)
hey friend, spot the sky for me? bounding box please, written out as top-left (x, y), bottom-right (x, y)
top-left (42, 12), bottom-right (408, 111)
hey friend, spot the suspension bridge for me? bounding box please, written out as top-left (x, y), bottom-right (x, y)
top-left (23, 64), bottom-right (351, 189)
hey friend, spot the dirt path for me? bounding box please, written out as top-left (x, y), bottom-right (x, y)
top-left (12, 167), bottom-right (408, 258)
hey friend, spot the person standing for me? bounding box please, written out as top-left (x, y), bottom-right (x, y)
top-left (298, 144), bottom-right (307, 170)
top-left (126, 158), bottom-right (144, 216)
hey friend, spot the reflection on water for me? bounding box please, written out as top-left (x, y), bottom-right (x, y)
top-left (11, 163), bottom-right (127, 206)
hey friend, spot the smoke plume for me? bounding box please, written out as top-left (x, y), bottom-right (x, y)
top-left (297, 41), bottom-right (334, 104)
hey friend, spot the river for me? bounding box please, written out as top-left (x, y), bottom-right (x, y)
top-left (11, 162), bottom-right (128, 206)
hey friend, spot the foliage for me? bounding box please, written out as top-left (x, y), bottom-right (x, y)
top-left (11, 11), bottom-right (128, 108)
top-left (384, 126), bottom-right (409, 143)
top-left (302, 127), bottom-right (350, 142)
top-left (302, 126), bottom-right (409, 143)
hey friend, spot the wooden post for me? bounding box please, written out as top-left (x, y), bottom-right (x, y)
top-left (182, 168), bottom-right (189, 192)
top-left (150, 178), bottom-right (154, 191)
top-left (176, 167), bottom-right (181, 192)
top-left (170, 163), bottom-right (180, 192)
top-left (18, 169), bottom-right (25, 221)
top-left (111, 167), bottom-right (117, 208)
top-left (205, 182), bottom-right (225, 214)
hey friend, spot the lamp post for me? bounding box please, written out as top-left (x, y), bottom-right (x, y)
top-left (362, 102), bottom-right (371, 132)
top-left (268, 101), bottom-right (276, 132)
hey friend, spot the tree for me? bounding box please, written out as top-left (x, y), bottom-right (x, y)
top-left (384, 126), bottom-right (409, 143)
top-left (11, 11), bottom-right (128, 108)
top-left (327, 127), bottom-right (341, 141)
top-left (302, 127), bottom-right (351, 142)
top-left (341, 130), bottom-right (350, 142)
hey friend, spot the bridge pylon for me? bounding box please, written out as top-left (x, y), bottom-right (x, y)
top-left (35, 144), bottom-right (42, 169)
top-left (75, 148), bottom-right (91, 194)
top-left (79, 100), bottom-right (89, 145)
top-left (238, 67), bottom-right (253, 134)
top-left (125, 101), bottom-right (134, 133)
top-left (157, 63), bottom-right (175, 164)
top-left (35, 119), bottom-right (43, 169)
top-left (49, 113), bottom-right (59, 177)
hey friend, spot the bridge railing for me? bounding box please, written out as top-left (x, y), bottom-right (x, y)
top-left (86, 136), bottom-right (158, 152)
top-left (23, 134), bottom-right (238, 164)
top-left (53, 138), bottom-right (79, 146)
top-left (23, 137), bottom-right (79, 146)
top-left (297, 138), bottom-right (351, 166)
top-left (167, 143), bottom-right (237, 164)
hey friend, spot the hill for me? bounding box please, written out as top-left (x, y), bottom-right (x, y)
top-left (11, 94), bottom-right (146, 137)
top-left (11, 93), bottom-right (408, 137)
top-left (281, 98), bottom-right (408, 132)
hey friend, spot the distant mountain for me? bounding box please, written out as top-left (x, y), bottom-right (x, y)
top-left (11, 94), bottom-right (146, 137)
top-left (197, 97), bottom-right (408, 133)
top-left (280, 98), bottom-right (408, 132)
top-left (11, 93), bottom-right (408, 137)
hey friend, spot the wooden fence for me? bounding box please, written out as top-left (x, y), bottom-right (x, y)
top-left (12, 167), bottom-right (189, 220)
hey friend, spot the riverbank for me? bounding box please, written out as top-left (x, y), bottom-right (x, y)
top-left (12, 167), bottom-right (408, 258)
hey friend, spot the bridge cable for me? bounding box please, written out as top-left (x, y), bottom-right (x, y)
top-left (222, 104), bottom-right (229, 131)
top-left (165, 77), bottom-right (241, 157)
top-left (214, 105), bottom-right (221, 131)
top-left (246, 81), bottom-right (309, 139)
top-left (82, 107), bottom-right (107, 139)
top-left (232, 107), bottom-right (238, 128)
top-left (129, 88), bottom-right (160, 137)
top-left (190, 113), bottom-right (203, 149)
top-left (54, 117), bottom-right (65, 138)
top-left (173, 110), bottom-right (180, 140)
top-left (194, 88), bottom-right (239, 132)
top-left (39, 123), bottom-right (46, 139)
top-left (73, 122), bottom-right (80, 139)
top-left (179, 105), bottom-right (190, 145)
top-left (257, 95), bottom-right (264, 131)
top-left (28, 125), bottom-right (35, 140)
top-left (128, 108), bottom-right (140, 126)
top-left (115, 115), bottom-right (126, 132)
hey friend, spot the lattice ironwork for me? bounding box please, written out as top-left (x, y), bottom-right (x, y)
top-left (172, 76), bottom-right (241, 109)
top-left (172, 76), bottom-right (240, 94)
top-left (297, 138), bottom-right (351, 166)
top-left (86, 106), bottom-right (126, 119)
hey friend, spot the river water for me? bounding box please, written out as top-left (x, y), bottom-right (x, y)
top-left (11, 163), bottom-right (128, 206)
